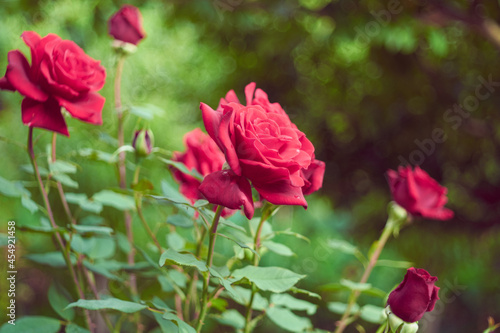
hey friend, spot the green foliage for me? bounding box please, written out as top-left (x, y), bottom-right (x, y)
top-left (65, 298), bottom-right (147, 313)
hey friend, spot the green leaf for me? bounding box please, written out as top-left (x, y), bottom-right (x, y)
top-left (263, 240), bottom-right (295, 257)
top-left (92, 190), bottom-right (135, 211)
top-left (83, 261), bottom-right (123, 281)
top-left (375, 260), bottom-right (413, 269)
top-left (167, 232), bottom-right (186, 251)
top-left (217, 232), bottom-right (259, 257)
top-left (21, 196), bottom-right (39, 213)
top-left (25, 252), bottom-right (76, 267)
top-left (167, 214), bottom-right (194, 228)
top-left (79, 148), bottom-right (117, 163)
top-left (49, 160), bottom-right (77, 174)
top-left (48, 283), bottom-right (75, 321)
top-left (360, 305), bottom-right (386, 324)
top-left (273, 229), bottom-right (310, 243)
top-left (153, 312), bottom-right (179, 333)
top-left (0, 176), bottom-right (23, 197)
top-left (327, 302), bottom-right (359, 315)
top-left (266, 306), bottom-right (312, 332)
top-left (231, 266), bottom-right (305, 293)
top-left (327, 239), bottom-right (358, 254)
top-left (162, 313), bottom-right (196, 333)
top-left (160, 158), bottom-right (204, 181)
top-left (159, 248), bottom-right (207, 272)
top-left (194, 200), bottom-right (209, 207)
top-left (289, 287), bottom-right (321, 300)
top-left (340, 279), bottom-right (372, 291)
top-left (230, 286), bottom-right (268, 310)
top-left (211, 309), bottom-right (245, 330)
top-left (65, 298), bottom-right (147, 313)
top-left (72, 225), bottom-right (113, 236)
top-left (0, 316), bottom-right (60, 333)
top-left (65, 193), bottom-right (103, 214)
top-left (65, 324), bottom-right (90, 333)
top-left (271, 293), bottom-right (317, 315)
top-left (208, 267), bottom-right (242, 302)
top-left (86, 237), bottom-right (116, 259)
top-left (319, 282), bottom-right (386, 298)
top-left (53, 173), bottom-right (78, 188)
top-left (159, 180), bottom-right (191, 205)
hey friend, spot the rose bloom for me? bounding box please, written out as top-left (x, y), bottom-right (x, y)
top-left (199, 83), bottom-right (325, 217)
top-left (0, 31), bottom-right (106, 136)
top-left (387, 267), bottom-right (440, 323)
top-left (108, 5), bottom-right (146, 46)
top-left (386, 166), bottom-right (453, 220)
top-left (172, 128), bottom-right (239, 217)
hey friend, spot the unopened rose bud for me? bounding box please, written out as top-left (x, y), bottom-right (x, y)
top-left (132, 129), bottom-right (154, 158)
top-left (108, 5), bottom-right (146, 52)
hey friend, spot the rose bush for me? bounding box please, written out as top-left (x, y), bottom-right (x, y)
top-left (0, 31), bottom-right (106, 136)
top-left (200, 83), bottom-right (325, 217)
top-left (386, 165), bottom-right (453, 220)
top-left (108, 5), bottom-right (146, 46)
top-left (387, 267), bottom-right (440, 323)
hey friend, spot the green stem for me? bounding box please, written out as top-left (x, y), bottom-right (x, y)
top-left (184, 226), bottom-right (207, 322)
top-left (334, 219), bottom-right (395, 333)
top-left (243, 215), bottom-right (267, 333)
top-left (195, 205), bottom-right (223, 333)
top-left (28, 128), bottom-right (94, 332)
top-left (114, 54), bottom-right (138, 304)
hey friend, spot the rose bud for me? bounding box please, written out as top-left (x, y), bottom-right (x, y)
top-left (108, 5), bottom-right (146, 47)
top-left (386, 166), bottom-right (453, 220)
top-left (132, 129), bottom-right (154, 157)
top-left (387, 267), bottom-right (440, 323)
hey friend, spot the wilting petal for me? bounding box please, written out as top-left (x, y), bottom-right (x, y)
top-left (199, 170), bottom-right (254, 219)
top-left (21, 98), bottom-right (68, 136)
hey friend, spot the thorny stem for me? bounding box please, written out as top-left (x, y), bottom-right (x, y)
top-left (334, 219), bottom-right (395, 333)
top-left (28, 128), bottom-right (94, 332)
top-left (195, 205), bottom-right (223, 333)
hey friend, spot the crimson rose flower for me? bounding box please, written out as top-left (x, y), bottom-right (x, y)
top-left (200, 83), bottom-right (325, 218)
top-left (386, 166), bottom-right (453, 220)
top-left (172, 128), bottom-right (241, 217)
top-left (172, 128), bottom-right (226, 202)
top-left (0, 31), bottom-right (106, 136)
top-left (108, 5), bottom-right (146, 46)
top-left (387, 267), bottom-right (440, 323)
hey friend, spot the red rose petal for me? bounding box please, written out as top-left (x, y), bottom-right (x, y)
top-left (55, 92), bottom-right (104, 125)
top-left (5, 50), bottom-right (48, 102)
top-left (21, 98), bottom-right (69, 136)
top-left (199, 170), bottom-right (254, 219)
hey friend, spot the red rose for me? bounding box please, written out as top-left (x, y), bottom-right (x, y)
top-left (200, 83), bottom-right (323, 215)
top-left (386, 166), bottom-right (453, 220)
top-left (172, 128), bottom-right (240, 217)
top-left (108, 5), bottom-right (146, 46)
top-left (172, 128), bottom-right (226, 202)
top-left (0, 31), bottom-right (106, 136)
top-left (301, 158), bottom-right (325, 196)
top-left (387, 267), bottom-right (440, 323)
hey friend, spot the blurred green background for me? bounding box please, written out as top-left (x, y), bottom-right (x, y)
top-left (1, 0), bottom-right (499, 332)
